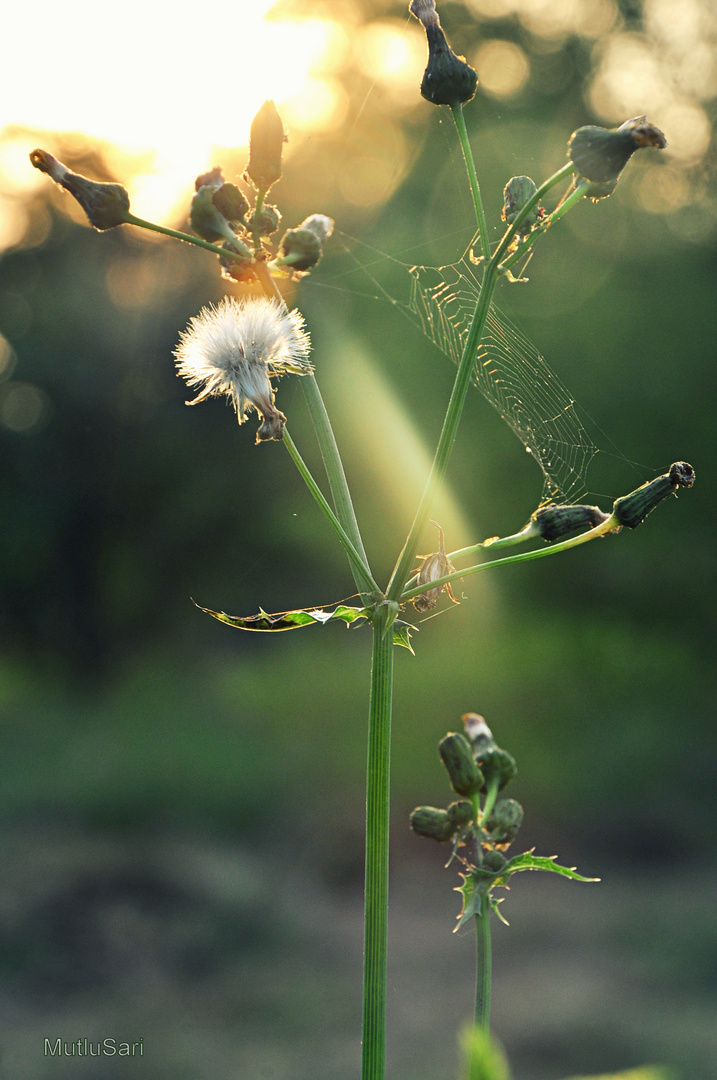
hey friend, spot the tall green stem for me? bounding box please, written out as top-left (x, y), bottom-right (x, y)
top-left (451, 104), bottom-right (491, 260)
top-left (385, 261), bottom-right (498, 601)
top-left (474, 893), bottom-right (492, 1029)
top-left (362, 608), bottom-right (395, 1080)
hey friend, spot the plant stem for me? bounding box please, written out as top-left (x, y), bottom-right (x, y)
top-left (400, 514), bottom-right (618, 603)
top-left (252, 259), bottom-right (376, 602)
top-left (123, 212), bottom-right (252, 260)
top-left (451, 104), bottom-right (491, 261)
top-left (282, 430), bottom-right (380, 597)
top-left (362, 608), bottom-right (395, 1080)
top-left (474, 893), bottom-right (492, 1030)
top-left (385, 260), bottom-right (498, 602)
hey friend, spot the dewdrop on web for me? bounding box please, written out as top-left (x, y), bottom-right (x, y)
top-left (173, 296), bottom-right (312, 444)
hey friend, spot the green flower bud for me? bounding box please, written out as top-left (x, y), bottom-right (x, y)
top-left (612, 461), bottom-right (695, 529)
top-left (531, 503), bottom-right (610, 542)
top-left (212, 182), bottom-right (250, 226)
top-left (462, 713), bottom-right (496, 756)
top-left (484, 798), bottom-right (524, 845)
top-left (568, 116), bottom-right (667, 189)
top-left (439, 732), bottom-right (484, 797)
top-left (190, 184), bottom-right (237, 243)
top-left (410, 805), bottom-right (455, 842)
top-left (246, 100), bottom-right (286, 193)
top-left (409, 0), bottom-right (478, 108)
top-left (447, 799), bottom-right (474, 829)
top-left (249, 203), bottom-right (282, 236)
top-left (476, 747), bottom-right (517, 792)
top-left (219, 241), bottom-right (255, 284)
top-left (278, 215), bottom-right (334, 272)
top-left (502, 176), bottom-right (543, 234)
top-left (481, 850), bottom-right (507, 874)
top-left (29, 149), bottom-right (130, 230)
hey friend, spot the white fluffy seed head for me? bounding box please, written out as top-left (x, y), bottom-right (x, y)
top-left (173, 295), bottom-right (312, 441)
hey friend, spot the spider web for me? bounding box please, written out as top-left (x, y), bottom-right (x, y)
top-left (322, 232), bottom-right (600, 506)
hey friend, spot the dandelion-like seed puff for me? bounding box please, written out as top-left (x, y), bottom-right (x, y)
top-left (174, 296), bottom-right (312, 443)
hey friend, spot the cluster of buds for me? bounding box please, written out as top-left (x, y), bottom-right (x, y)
top-left (410, 714), bottom-right (521, 883)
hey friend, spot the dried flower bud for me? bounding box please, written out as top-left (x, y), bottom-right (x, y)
top-left (462, 713), bottom-right (495, 755)
top-left (502, 176), bottom-right (543, 234)
top-left (484, 798), bottom-right (524, 846)
top-left (278, 214), bottom-right (334, 272)
top-left (212, 182), bottom-right (250, 225)
top-left (531, 503), bottom-right (610, 542)
top-left (439, 733), bottom-right (484, 797)
top-left (409, 0), bottom-right (478, 107)
top-left (190, 184), bottom-right (237, 243)
top-left (29, 149), bottom-right (130, 230)
top-left (194, 166), bottom-right (224, 192)
top-left (249, 203), bottom-right (282, 236)
top-left (612, 462), bottom-right (695, 529)
top-left (568, 117), bottom-right (667, 194)
top-left (412, 520), bottom-right (458, 612)
top-left (219, 242), bottom-right (255, 284)
top-left (410, 805), bottom-right (455, 842)
top-left (475, 747), bottom-right (517, 793)
top-left (246, 100), bottom-right (286, 193)
top-left (447, 799), bottom-right (474, 829)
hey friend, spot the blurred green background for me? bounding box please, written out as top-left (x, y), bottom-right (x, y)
top-left (1, 0), bottom-right (715, 1077)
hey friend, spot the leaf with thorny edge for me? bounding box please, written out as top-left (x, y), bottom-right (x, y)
top-left (193, 600), bottom-right (416, 652)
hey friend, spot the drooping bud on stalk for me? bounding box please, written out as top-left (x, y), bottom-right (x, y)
top-left (29, 149), bottom-right (130, 230)
top-left (277, 214), bottom-right (334, 272)
top-left (502, 176), bottom-right (543, 234)
top-left (246, 100), bottom-right (286, 192)
top-left (568, 116), bottom-right (667, 198)
top-left (612, 461), bottom-right (695, 528)
top-left (190, 182), bottom-right (237, 243)
top-left (409, 0), bottom-right (478, 107)
top-left (439, 733), bottom-right (484, 797)
top-left (211, 182), bottom-right (250, 226)
top-left (484, 798), bottom-right (524, 846)
top-left (410, 805), bottom-right (456, 842)
top-left (531, 503), bottom-right (610, 542)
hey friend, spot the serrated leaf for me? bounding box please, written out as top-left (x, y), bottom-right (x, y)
top-left (500, 850), bottom-right (599, 883)
top-left (454, 874), bottom-right (483, 931)
top-left (392, 621), bottom-right (416, 653)
top-left (193, 600), bottom-right (370, 633)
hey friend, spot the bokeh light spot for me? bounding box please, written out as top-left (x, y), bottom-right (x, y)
top-left (0, 382), bottom-right (48, 433)
top-left (474, 40), bottom-right (530, 98)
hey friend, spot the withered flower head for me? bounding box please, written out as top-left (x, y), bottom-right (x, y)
top-left (29, 149), bottom-right (130, 230)
top-left (174, 296), bottom-right (312, 444)
top-left (568, 116), bottom-right (667, 198)
top-left (412, 520), bottom-right (459, 612)
top-left (409, 0), bottom-right (478, 108)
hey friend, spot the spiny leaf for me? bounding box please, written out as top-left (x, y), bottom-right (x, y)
top-left (193, 599), bottom-right (416, 651)
top-left (500, 850), bottom-right (600, 883)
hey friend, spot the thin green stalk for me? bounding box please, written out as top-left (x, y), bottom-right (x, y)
top-left (123, 212), bottom-right (252, 260)
top-left (385, 261), bottom-right (499, 601)
top-left (474, 893), bottom-right (492, 1030)
top-left (480, 777), bottom-right (500, 829)
top-left (252, 259), bottom-right (375, 601)
top-left (362, 608), bottom-right (395, 1080)
top-left (451, 104), bottom-right (491, 261)
top-left (400, 514), bottom-right (618, 603)
top-left (282, 430), bottom-right (380, 597)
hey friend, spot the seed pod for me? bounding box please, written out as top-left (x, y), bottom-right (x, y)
top-left (439, 732), bottom-right (484, 797)
top-left (29, 149), bottom-right (130, 230)
top-left (612, 461), bottom-right (695, 529)
top-left (409, 0), bottom-right (478, 108)
top-left (484, 798), bottom-right (524, 845)
top-left (568, 116), bottom-right (667, 187)
top-left (410, 805), bottom-right (455, 842)
top-left (246, 100), bottom-right (285, 192)
top-left (531, 503), bottom-right (610, 542)
top-left (447, 799), bottom-right (474, 829)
